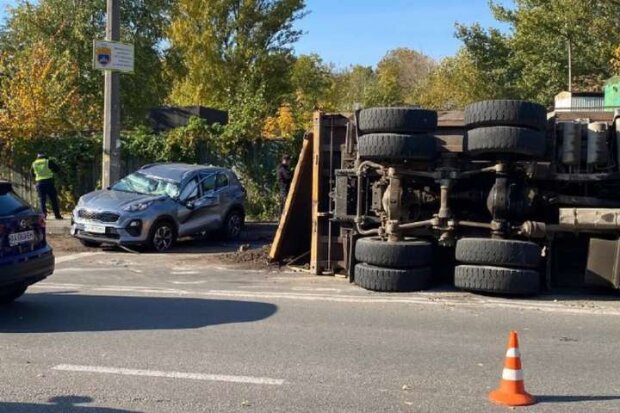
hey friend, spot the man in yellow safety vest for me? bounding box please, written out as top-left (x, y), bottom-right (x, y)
top-left (31, 153), bottom-right (63, 219)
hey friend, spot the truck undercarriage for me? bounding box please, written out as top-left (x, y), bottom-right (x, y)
top-left (330, 100), bottom-right (620, 295)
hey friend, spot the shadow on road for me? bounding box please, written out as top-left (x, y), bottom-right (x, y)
top-left (0, 293), bottom-right (277, 333)
top-left (0, 396), bottom-right (141, 413)
top-left (537, 395), bottom-right (620, 403)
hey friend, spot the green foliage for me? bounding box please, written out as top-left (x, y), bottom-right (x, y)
top-left (457, 0), bottom-right (620, 104)
top-left (375, 48), bottom-right (436, 106)
top-left (8, 134), bottom-right (101, 209)
top-left (326, 65), bottom-right (381, 111)
top-left (0, 42), bottom-right (91, 142)
top-left (417, 50), bottom-right (496, 110)
top-left (167, 0), bottom-right (306, 113)
top-left (1, 0), bottom-right (173, 128)
top-left (321, 48), bottom-right (436, 110)
top-left (122, 118), bottom-right (227, 165)
top-left (291, 54), bottom-right (332, 109)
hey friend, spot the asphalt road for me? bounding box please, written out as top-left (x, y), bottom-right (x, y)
top-left (1, 248), bottom-right (620, 412)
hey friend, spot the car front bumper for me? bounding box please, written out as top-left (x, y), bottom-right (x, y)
top-left (71, 211), bottom-right (154, 246)
top-left (0, 246), bottom-right (55, 288)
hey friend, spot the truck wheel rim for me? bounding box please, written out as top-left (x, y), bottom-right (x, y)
top-left (154, 226), bottom-right (173, 251)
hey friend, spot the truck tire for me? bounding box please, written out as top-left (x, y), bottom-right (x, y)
top-left (464, 100), bottom-right (547, 131)
top-left (355, 237), bottom-right (432, 268)
top-left (455, 238), bottom-right (541, 268)
top-left (358, 107), bottom-right (437, 134)
top-left (355, 263), bottom-right (432, 292)
top-left (464, 126), bottom-right (546, 159)
top-left (454, 265), bottom-right (540, 295)
top-left (358, 133), bottom-right (437, 161)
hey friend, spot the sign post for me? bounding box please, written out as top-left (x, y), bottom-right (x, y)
top-left (95, 0), bottom-right (134, 189)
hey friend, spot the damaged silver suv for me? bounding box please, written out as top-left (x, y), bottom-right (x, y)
top-left (72, 163), bottom-right (246, 252)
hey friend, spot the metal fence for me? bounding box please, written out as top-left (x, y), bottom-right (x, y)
top-left (1, 157), bottom-right (131, 208)
top-left (1, 138), bottom-right (290, 212)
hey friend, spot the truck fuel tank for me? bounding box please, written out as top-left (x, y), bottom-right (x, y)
top-left (587, 121), bottom-right (609, 166)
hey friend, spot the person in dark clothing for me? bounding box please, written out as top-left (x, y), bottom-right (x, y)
top-left (277, 155), bottom-right (292, 215)
top-left (31, 153), bottom-right (63, 219)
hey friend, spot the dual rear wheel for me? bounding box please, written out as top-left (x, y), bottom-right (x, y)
top-left (454, 238), bottom-right (542, 296)
top-left (354, 237), bottom-right (433, 292)
top-left (357, 107), bottom-right (438, 162)
top-left (353, 237), bottom-right (543, 296)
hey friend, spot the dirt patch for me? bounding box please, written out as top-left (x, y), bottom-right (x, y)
top-left (47, 234), bottom-right (93, 254)
top-left (219, 245), bottom-right (279, 270)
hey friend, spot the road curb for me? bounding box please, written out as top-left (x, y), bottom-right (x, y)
top-left (46, 220), bottom-right (276, 241)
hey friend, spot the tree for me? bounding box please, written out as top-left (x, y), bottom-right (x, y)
top-left (375, 48), bottom-right (435, 105)
top-left (167, 0), bottom-right (306, 140)
top-left (1, 0), bottom-right (172, 129)
top-left (613, 45), bottom-right (620, 75)
top-left (0, 42), bottom-right (89, 142)
top-left (455, 23), bottom-right (518, 100)
top-left (325, 65), bottom-right (382, 112)
top-left (457, 0), bottom-right (620, 104)
top-left (291, 54), bottom-right (331, 108)
top-left (262, 103), bottom-right (296, 139)
top-left (417, 50), bottom-right (495, 110)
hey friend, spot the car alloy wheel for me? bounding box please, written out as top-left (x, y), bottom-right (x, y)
top-left (153, 224), bottom-right (174, 251)
top-left (227, 213), bottom-right (242, 239)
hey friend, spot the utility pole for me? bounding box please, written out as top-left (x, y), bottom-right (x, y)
top-left (102, 0), bottom-right (121, 188)
top-left (567, 38), bottom-right (572, 93)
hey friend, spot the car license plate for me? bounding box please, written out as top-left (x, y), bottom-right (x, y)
top-left (8, 230), bottom-right (35, 247)
top-left (84, 223), bottom-right (106, 234)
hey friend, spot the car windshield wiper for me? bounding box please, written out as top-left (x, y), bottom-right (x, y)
top-left (113, 187), bottom-right (141, 195)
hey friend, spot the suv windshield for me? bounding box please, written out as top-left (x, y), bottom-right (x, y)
top-left (112, 172), bottom-right (180, 198)
top-left (0, 190), bottom-right (30, 217)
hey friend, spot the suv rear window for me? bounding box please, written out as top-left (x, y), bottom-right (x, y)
top-left (216, 173), bottom-right (229, 190)
top-left (0, 191), bottom-right (30, 217)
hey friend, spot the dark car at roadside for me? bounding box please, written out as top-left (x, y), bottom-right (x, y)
top-left (0, 181), bottom-right (54, 304)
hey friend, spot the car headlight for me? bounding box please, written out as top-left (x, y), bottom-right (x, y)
top-left (122, 201), bottom-right (153, 212)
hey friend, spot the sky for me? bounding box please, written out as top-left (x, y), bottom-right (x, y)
top-left (0, 0), bottom-right (511, 68)
top-left (295, 0), bottom-right (511, 68)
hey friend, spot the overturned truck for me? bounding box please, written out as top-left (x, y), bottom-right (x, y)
top-left (274, 100), bottom-right (620, 296)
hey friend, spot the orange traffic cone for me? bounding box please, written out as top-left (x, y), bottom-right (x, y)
top-left (488, 331), bottom-right (536, 407)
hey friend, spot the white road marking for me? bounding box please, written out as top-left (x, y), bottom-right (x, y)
top-left (171, 271), bottom-right (199, 275)
top-left (55, 268), bottom-right (111, 273)
top-left (55, 252), bottom-right (103, 264)
top-left (52, 364), bottom-right (284, 386)
top-left (292, 287), bottom-right (343, 292)
top-left (213, 266), bottom-right (266, 273)
top-left (33, 283), bottom-right (85, 289)
top-left (171, 280), bottom-right (207, 285)
top-left (31, 283), bottom-right (620, 316)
